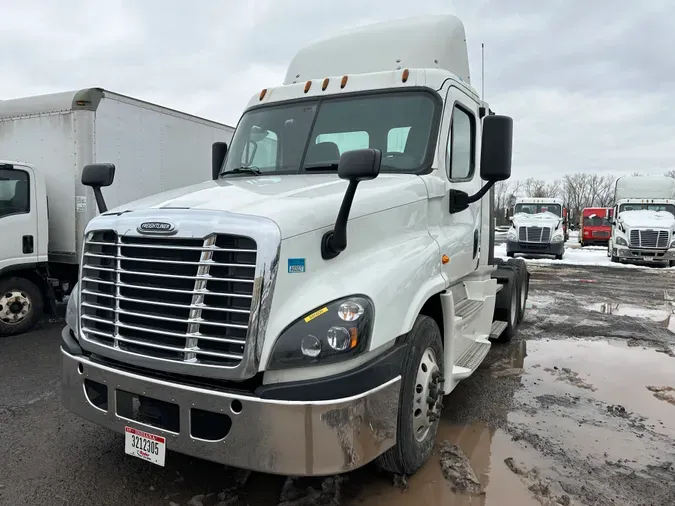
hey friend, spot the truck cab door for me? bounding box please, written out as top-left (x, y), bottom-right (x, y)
top-left (0, 164), bottom-right (39, 273)
top-left (438, 86), bottom-right (481, 284)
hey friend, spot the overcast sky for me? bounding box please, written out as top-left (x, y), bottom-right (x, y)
top-left (2, 0), bottom-right (674, 180)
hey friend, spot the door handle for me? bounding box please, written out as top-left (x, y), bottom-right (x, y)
top-left (22, 235), bottom-right (34, 254)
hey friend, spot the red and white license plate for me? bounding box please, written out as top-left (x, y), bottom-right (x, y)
top-left (124, 426), bottom-right (166, 467)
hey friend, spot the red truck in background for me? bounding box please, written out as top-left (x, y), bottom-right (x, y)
top-left (579, 207), bottom-right (613, 247)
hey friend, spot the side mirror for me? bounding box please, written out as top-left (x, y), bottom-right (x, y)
top-left (508, 216), bottom-right (514, 222)
top-left (81, 163), bottom-right (115, 213)
top-left (212, 142), bottom-right (228, 180)
top-left (479, 115), bottom-right (513, 182)
top-left (337, 148), bottom-right (381, 181)
top-left (322, 148), bottom-right (382, 260)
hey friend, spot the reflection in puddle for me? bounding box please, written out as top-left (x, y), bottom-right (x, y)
top-left (589, 302), bottom-right (671, 322)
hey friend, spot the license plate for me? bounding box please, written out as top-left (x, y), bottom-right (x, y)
top-left (124, 426), bottom-right (166, 467)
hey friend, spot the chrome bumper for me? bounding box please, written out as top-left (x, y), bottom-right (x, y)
top-left (614, 246), bottom-right (675, 262)
top-left (61, 348), bottom-right (400, 476)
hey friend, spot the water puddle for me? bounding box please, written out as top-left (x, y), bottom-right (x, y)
top-left (589, 302), bottom-right (671, 322)
top-left (513, 339), bottom-right (675, 467)
top-left (344, 424), bottom-right (542, 506)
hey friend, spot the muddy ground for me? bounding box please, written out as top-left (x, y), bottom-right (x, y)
top-left (1, 262), bottom-right (674, 505)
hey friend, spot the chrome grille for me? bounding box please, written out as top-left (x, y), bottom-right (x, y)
top-left (80, 230), bottom-right (257, 367)
top-left (518, 226), bottom-right (551, 243)
top-left (629, 229), bottom-right (669, 249)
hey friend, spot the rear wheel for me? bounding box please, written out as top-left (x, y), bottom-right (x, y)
top-left (377, 315), bottom-right (444, 476)
top-left (506, 258), bottom-right (528, 323)
top-left (494, 272), bottom-right (519, 343)
top-left (0, 277), bottom-right (43, 337)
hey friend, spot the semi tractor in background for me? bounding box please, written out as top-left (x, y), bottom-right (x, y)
top-left (506, 197), bottom-right (568, 260)
top-left (607, 175), bottom-right (675, 266)
top-left (59, 15), bottom-right (530, 477)
top-left (0, 88), bottom-right (234, 336)
top-left (579, 207), bottom-right (612, 247)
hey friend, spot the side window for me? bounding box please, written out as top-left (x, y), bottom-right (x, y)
top-left (0, 168), bottom-right (30, 218)
top-left (387, 127), bottom-right (411, 153)
top-left (446, 105), bottom-right (475, 180)
top-left (242, 128), bottom-right (278, 171)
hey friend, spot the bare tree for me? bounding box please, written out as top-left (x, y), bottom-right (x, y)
top-left (631, 171), bottom-right (642, 177)
top-left (522, 178), bottom-right (561, 198)
top-left (665, 169), bottom-right (675, 179)
top-left (562, 173), bottom-right (591, 219)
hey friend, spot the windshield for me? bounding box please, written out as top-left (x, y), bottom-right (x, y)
top-left (514, 203), bottom-right (561, 216)
top-left (583, 216), bottom-right (611, 227)
top-left (220, 91), bottom-right (439, 176)
top-left (619, 203), bottom-right (675, 216)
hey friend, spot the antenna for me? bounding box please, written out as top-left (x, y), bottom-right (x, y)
top-left (481, 42), bottom-right (485, 101)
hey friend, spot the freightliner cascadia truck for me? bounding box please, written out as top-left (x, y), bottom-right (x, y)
top-left (506, 197), bottom-right (568, 260)
top-left (608, 175), bottom-right (675, 266)
top-left (60, 15), bottom-right (530, 477)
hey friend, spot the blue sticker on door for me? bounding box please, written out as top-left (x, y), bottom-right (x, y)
top-left (288, 258), bottom-right (306, 273)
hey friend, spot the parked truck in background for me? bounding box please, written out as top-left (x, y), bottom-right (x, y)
top-left (608, 175), bottom-right (675, 266)
top-left (579, 207), bottom-right (612, 247)
top-left (0, 88), bottom-right (234, 336)
top-left (59, 15), bottom-right (530, 477)
top-left (506, 197), bottom-right (568, 260)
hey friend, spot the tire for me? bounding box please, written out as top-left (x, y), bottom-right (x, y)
top-left (494, 273), bottom-right (518, 343)
top-left (555, 254), bottom-right (563, 260)
top-left (506, 251), bottom-right (514, 258)
top-left (506, 258), bottom-right (528, 323)
top-left (377, 315), bottom-right (444, 476)
top-left (670, 261), bottom-right (675, 268)
top-left (610, 256), bottom-right (619, 263)
top-left (0, 277), bottom-right (43, 337)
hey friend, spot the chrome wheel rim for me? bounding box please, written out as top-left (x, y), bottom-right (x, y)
top-left (412, 347), bottom-right (442, 442)
top-left (0, 290), bottom-right (32, 325)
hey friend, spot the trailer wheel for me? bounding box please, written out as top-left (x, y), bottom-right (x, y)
top-left (494, 273), bottom-right (519, 343)
top-left (0, 277), bottom-right (43, 337)
top-left (506, 259), bottom-right (528, 322)
top-left (377, 315), bottom-right (443, 476)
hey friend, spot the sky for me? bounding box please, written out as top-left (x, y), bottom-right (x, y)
top-left (1, 0), bottom-right (674, 181)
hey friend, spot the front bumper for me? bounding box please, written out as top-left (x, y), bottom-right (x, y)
top-left (506, 238), bottom-right (564, 256)
top-left (612, 246), bottom-right (675, 263)
top-left (61, 328), bottom-right (401, 476)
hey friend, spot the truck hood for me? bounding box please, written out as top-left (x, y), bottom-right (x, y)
top-left (103, 173), bottom-right (428, 239)
top-left (618, 210), bottom-right (675, 229)
top-left (511, 212), bottom-right (562, 228)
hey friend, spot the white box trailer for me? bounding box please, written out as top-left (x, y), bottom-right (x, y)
top-left (0, 88), bottom-right (234, 335)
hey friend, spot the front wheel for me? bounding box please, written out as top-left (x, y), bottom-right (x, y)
top-left (0, 277), bottom-right (43, 337)
top-left (377, 315), bottom-right (444, 476)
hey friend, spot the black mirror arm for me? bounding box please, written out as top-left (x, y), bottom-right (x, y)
top-left (321, 180), bottom-right (359, 260)
top-left (91, 186), bottom-right (108, 213)
top-left (449, 181), bottom-right (495, 214)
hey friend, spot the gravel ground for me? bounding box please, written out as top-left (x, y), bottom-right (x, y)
top-left (1, 262), bottom-right (674, 506)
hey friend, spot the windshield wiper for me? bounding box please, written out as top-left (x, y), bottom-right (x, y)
top-left (304, 163), bottom-right (339, 171)
top-left (219, 166), bottom-right (261, 177)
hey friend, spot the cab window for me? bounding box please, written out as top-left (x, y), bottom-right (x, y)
top-left (446, 105), bottom-right (475, 180)
top-left (0, 167), bottom-right (30, 218)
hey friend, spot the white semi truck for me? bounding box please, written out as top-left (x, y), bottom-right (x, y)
top-left (0, 88), bottom-right (234, 336)
top-left (60, 15), bottom-right (530, 477)
top-left (608, 175), bottom-right (675, 266)
top-left (506, 197), bottom-right (568, 260)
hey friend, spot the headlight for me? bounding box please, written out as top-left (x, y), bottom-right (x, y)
top-left (267, 295), bottom-right (374, 370)
top-left (551, 231), bottom-right (564, 243)
top-left (65, 282), bottom-right (80, 333)
top-left (507, 228), bottom-right (517, 241)
top-left (615, 236), bottom-right (628, 246)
